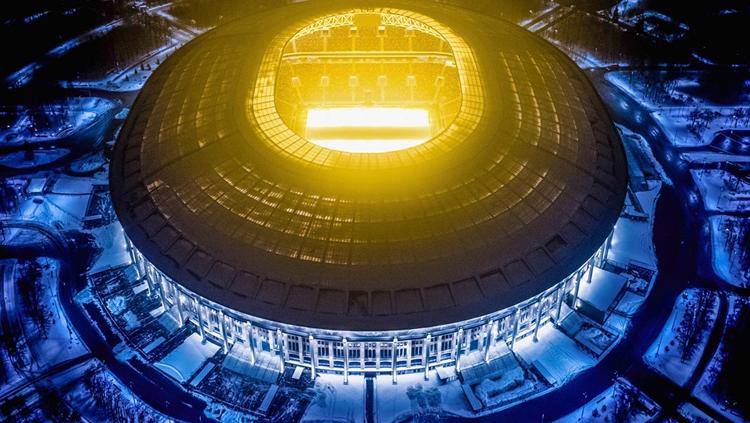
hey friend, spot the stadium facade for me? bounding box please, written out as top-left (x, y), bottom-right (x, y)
top-left (111, 1), bottom-right (627, 381)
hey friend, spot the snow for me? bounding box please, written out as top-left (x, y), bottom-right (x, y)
top-left (514, 324), bottom-right (596, 386)
top-left (555, 379), bottom-right (660, 423)
top-left (681, 152), bottom-right (750, 164)
top-left (15, 258), bottom-right (88, 369)
top-left (106, 295), bottom-right (127, 315)
top-left (89, 223), bottom-right (132, 273)
top-left (26, 178), bottom-right (48, 194)
top-left (606, 73), bottom-right (660, 111)
top-left (303, 374), bottom-right (366, 423)
top-left (604, 313), bottom-right (631, 334)
top-left (616, 124), bottom-right (673, 186)
top-left (5, 19), bottom-right (124, 88)
top-left (677, 402), bottom-right (714, 422)
top-left (49, 177), bottom-right (94, 195)
top-left (375, 371), bottom-right (473, 421)
top-left (692, 169), bottom-right (750, 213)
top-left (577, 268), bottom-right (627, 316)
top-left (692, 295), bottom-right (747, 423)
top-left (710, 215), bottom-right (750, 288)
top-left (0, 97), bottom-right (116, 143)
top-left (0, 149), bottom-right (71, 169)
top-left (122, 311), bottom-right (140, 331)
top-left (614, 291), bottom-right (647, 316)
top-left (609, 183), bottom-right (661, 269)
top-left (154, 333), bottom-right (219, 383)
top-left (190, 362), bottom-right (214, 387)
top-left (222, 345), bottom-right (280, 383)
top-left (142, 336), bottom-right (166, 354)
top-left (643, 289), bottom-right (719, 386)
top-left (16, 190), bottom-right (91, 228)
top-left (66, 42), bottom-right (180, 92)
top-left (473, 366), bottom-right (528, 405)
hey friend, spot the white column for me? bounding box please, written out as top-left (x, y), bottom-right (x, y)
top-left (533, 296), bottom-right (545, 342)
top-left (175, 291), bottom-right (184, 327)
top-left (391, 337), bottom-right (398, 384)
top-left (276, 329), bottom-right (285, 372)
top-left (587, 261), bottom-right (594, 284)
top-left (196, 302), bottom-right (206, 342)
top-left (423, 334), bottom-right (431, 380)
top-left (484, 321), bottom-right (496, 363)
top-left (555, 282), bottom-right (566, 324)
top-left (219, 311), bottom-right (229, 351)
top-left (309, 335), bottom-right (317, 379)
top-left (246, 322), bottom-right (256, 364)
top-left (573, 270), bottom-right (583, 309)
top-left (454, 328), bottom-right (464, 372)
top-left (510, 309), bottom-right (520, 350)
top-left (360, 343), bottom-right (365, 370)
top-left (343, 338), bottom-right (349, 385)
top-left (375, 342), bottom-right (381, 369)
top-left (328, 339), bottom-right (335, 371)
top-left (603, 230), bottom-right (614, 265)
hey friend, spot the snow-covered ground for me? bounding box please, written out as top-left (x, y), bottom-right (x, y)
top-left (692, 295), bottom-right (748, 423)
top-left (643, 289), bottom-right (719, 386)
top-left (0, 97), bottom-right (116, 143)
top-left (609, 182), bottom-right (661, 269)
top-left (88, 223), bottom-right (131, 273)
top-left (375, 371), bottom-right (472, 422)
top-left (555, 379), bottom-right (660, 423)
top-left (5, 20), bottom-right (125, 88)
top-left (514, 324), bottom-right (596, 386)
top-left (709, 215), bottom-right (750, 288)
top-left (154, 333), bottom-right (219, 383)
top-left (681, 151), bottom-right (750, 164)
top-left (303, 374), bottom-right (365, 423)
top-left (60, 361), bottom-right (172, 422)
top-left (692, 169), bottom-right (750, 213)
top-left (67, 42), bottom-right (180, 93)
top-left (25, 258), bottom-right (88, 367)
top-left (67, 7), bottom-right (204, 93)
top-left (676, 402), bottom-right (715, 423)
top-left (13, 176), bottom-right (94, 228)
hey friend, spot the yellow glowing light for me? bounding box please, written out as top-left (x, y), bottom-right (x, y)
top-left (305, 107), bottom-right (432, 153)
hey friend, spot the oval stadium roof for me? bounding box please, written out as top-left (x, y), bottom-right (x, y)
top-left (110, 0), bottom-right (627, 331)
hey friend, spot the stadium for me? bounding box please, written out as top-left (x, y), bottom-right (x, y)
top-left (110, 0), bottom-right (627, 382)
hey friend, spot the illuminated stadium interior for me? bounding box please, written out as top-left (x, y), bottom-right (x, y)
top-left (274, 11), bottom-right (462, 153)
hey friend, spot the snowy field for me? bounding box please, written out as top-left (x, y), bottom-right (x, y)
top-left (692, 169), bottom-right (750, 213)
top-left (0, 97), bottom-right (116, 143)
top-left (155, 333), bottom-right (219, 383)
top-left (303, 374), bottom-right (365, 423)
top-left (555, 379), bottom-right (660, 423)
top-left (88, 223), bottom-right (131, 273)
top-left (653, 107), bottom-right (750, 148)
top-left (609, 182), bottom-right (661, 269)
top-left (709, 215), bottom-right (750, 288)
top-left (643, 289), bottom-right (719, 386)
top-left (374, 371), bottom-right (472, 422)
top-left (514, 324), bottom-right (596, 386)
top-left (692, 295), bottom-right (748, 423)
